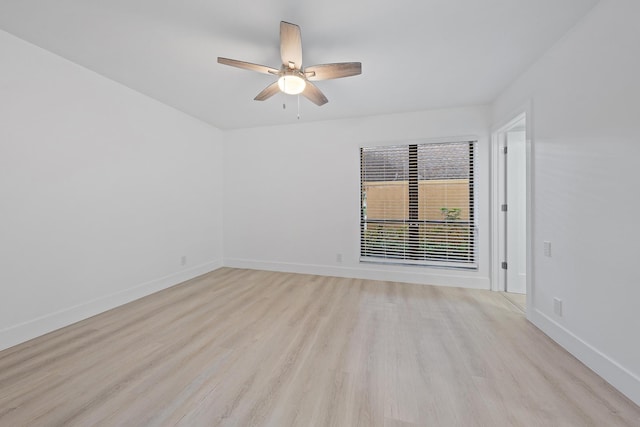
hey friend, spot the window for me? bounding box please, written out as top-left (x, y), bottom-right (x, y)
top-left (360, 141), bottom-right (476, 268)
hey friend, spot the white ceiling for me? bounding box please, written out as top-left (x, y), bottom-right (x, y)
top-left (0, 0), bottom-right (598, 129)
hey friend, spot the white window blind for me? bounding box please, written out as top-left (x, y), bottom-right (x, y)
top-left (360, 141), bottom-right (476, 268)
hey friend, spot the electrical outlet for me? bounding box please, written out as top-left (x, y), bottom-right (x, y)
top-left (181, 255), bottom-right (187, 266)
top-left (553, 297), bottom-right (563, 316)
top-left (544, 241), bottom-right (552, 257)
top-left (336, 253), bottom-right (343, 263)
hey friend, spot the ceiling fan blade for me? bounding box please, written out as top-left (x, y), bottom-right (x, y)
top-left (217, 57), bottom-right (279, 75)
top-left (301, 81), bottom-right (328, 106)
top-left (280, 21), bottom-right (302, 69)
top-left (254, 81), bottom-right (281, 101)
top-left (305, 62), bottom-right (362, 81)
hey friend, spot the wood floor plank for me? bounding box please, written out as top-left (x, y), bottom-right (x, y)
top-left (1, 268), bottom-right (639, 426)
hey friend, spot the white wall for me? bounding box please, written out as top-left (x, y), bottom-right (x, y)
top-left (224, 106), bottom-right (491, 289)
top-left (492, 0), bottom-right (640, 405)
top-left (0, 30), bottom-right (224, 351)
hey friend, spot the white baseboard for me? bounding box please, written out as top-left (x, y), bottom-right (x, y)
top-left (531, 308), bottom-right (640, 406)
top-left (223, 258), bottom-right (490, 290)
top-left (0, 259), bottom-right (223, 352)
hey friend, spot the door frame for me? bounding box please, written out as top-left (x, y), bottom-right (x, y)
top-left (490, 104), bottom-right (534, 316)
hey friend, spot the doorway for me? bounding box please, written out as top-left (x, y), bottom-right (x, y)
top-left (492, 113), bottom-right (529, 309)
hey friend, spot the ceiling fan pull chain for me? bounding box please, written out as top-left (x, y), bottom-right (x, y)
top-left (297, 94), bottom-right (301, 119)
top-left (282, 86), bottom-right (286, 110)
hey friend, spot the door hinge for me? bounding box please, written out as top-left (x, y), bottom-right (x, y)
top-left (503, 146), bottom-right (508, 154)
top-left (501, 204), bottom-right (508, 212)
top-left (501, 261), bottom-right (508, 270)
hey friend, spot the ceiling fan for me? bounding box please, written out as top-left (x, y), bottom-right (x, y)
top-left (218, 21), bottom-right (362, 106)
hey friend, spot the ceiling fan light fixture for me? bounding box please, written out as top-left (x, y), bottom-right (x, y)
top-left (278, 74), bottom-right (306, 95)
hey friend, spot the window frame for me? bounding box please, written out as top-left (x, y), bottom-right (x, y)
top-left (359, 139), bottom-right (478, 270)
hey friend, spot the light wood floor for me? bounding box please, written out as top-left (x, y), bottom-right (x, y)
top-left (1, 268), bottom-right (638, 426)
top-left (501, 292), bottom-right (526, 313)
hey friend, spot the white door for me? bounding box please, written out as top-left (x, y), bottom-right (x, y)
top-left (505, 128), bottom-right (527, 294)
